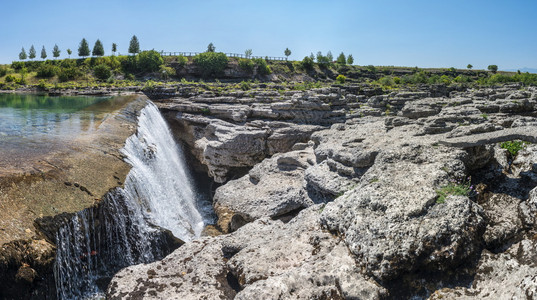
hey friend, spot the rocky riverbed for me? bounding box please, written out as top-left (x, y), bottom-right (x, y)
top-left (108, 82), bottom-right (537, 299)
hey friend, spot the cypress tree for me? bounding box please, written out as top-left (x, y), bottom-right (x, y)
top-left (92, 39), bottom-right (104, 56)
top-left (206, 42), bottom-right (215, 52)
top-left (112, 43), bottom-right (117, 55)
top-left (53, 44), bottom-right (61, 58)
top-left (40, 46), bottom-right (47, 60)
top-left (78, 38), bottom-right (90, 57)
top-left (336, 52), bottom-right (346, 65)
top-left (29, 45), bottom-right (36, 60)
top-left (347, 54), bottom-right (354, 65)
top-left (128, 35), bottom-right (140, 55)
top-left (67, 49), bottom-right (72, 58)
top-left (19, 47), bottom-right (27, 60)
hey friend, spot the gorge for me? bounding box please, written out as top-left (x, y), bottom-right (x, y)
top-left (1, 81), bottom-right (537, 299)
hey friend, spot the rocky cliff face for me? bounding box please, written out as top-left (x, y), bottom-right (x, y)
top-left (109, 83), bottom-right (537, 299)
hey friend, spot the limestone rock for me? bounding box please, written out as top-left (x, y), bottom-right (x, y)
top-left (430, 239), bottom-right (537, 299)
top-left (321, 145), bottom-right (485, 280)
top-left (108, 207), bottom-right (386, 299)
top-left (213, 148), bottom-right (316, 232)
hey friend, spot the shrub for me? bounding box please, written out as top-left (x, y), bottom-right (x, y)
top-left (175, 55), bottom-right (188, 67)
top-left (58, 67), bottom-right (81, 82)
top-left (500, 140), bottom-right (529, 156)
top-left (159, 65), bottom-right (175, 80)
top-left (138, 50), bottom-right (164, 73)
top-left (336, 74), bottom-right (346, 84)
top-left (253, 58), bottom-right (271, 75)
top-left (93, 64), bottom-right (111, 81)
top-left (378, 76), bottom-right (394, 86)
top-left (238, 58), bottom-right (254, 72)
top-left (36, 64), bottom-right (59, 78)
top-left (0, 66), bottom-right (6, 77)
top-left (393, 77), bottom-right (401, 84)
top-left (301, 56), bottom-right (314, 70)
top-left (5, 75), bottom-right (16, 82)
top-left (193, 52), bottom-right (228, 77)
top-left (240, 80), bottom-right (251, 91)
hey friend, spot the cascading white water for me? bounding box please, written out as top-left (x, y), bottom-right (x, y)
top-left (121, 102), bottom-right (204, 241)
top-left (54, 100), bottom-right (207, 299)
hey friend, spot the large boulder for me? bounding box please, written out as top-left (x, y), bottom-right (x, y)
top-left (321, 145), bottom-right (486, 280)
top-left (107, 206), bottom-right (387, 299)
top-left (214, 148), bottom-right (317, 232)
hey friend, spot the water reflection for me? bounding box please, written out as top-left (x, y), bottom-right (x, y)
top-left (0, 94), bottom-right (134, 169)
top-left (0, 94), bottom-right (136, 139)
top-left (0, 94), bottom-right (116, 138)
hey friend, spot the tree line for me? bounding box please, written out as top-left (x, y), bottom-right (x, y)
top-left (18, 35), bottom-right (140, 61)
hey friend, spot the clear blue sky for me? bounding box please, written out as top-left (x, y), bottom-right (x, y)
top-left (1, 0), bottom-right (536, 70)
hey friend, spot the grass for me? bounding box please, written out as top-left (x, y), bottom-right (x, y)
top-left (436, 177), bottom-right (477, 204)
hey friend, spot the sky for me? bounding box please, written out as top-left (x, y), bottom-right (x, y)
top-left (0, 0), bottom-right (536, 70)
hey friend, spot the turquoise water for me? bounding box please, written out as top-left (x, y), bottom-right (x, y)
top-left (0, 94), bottom-right (114, 137)
top-left (0, 93), bottom-right (132, 170)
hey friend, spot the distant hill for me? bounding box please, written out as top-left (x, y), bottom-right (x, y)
top-left (503, 67), bottom-right (537, 74)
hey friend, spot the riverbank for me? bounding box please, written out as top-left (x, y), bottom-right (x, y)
top-left (0, 94), bottom-right (146, 298)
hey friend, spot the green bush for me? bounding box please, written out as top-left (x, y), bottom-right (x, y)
top-left (5, 75), bottom-right (16, 82)
top-left (159, 65), bottom-right (175, 80)
top-left (36, 64), bottom-right (59, 78)
top-left (253, 58), bottom-right (271, 75)
top-left (378, 76), bottom-right (394, 86)
top-left (93, 64), bottom-right (111, 81)
top-left (193, 52), bottom-right (228, 77)
top-left (137, 50), bottom-right (164, 73)
top-left (239, 58), bottom-right (254, 72)
top-left (301, 56), bottom-right (314, 70)
top-left (0, 66), bottom-right (7, 77)
top-left (58, 67), bottom-right (82, 82)
top-left (336, 74), bottom-right (346, 84)
top-left (240, 80), bottom-right (251, 91)
top-left (175, 55), bottom-right (188, 67)
top-left (11, 61), bottom-right (25, 70)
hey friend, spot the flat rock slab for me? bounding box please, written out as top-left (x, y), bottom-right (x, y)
top-left (438, 126), bottom-right (537, 148)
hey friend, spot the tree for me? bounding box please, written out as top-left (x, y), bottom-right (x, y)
top-left (92, 39), bottom-right (104, 56)
top-left (53, 44), bottom-right (61, 58)
top-left (112, 43), bottom-right (117, 55)
top-left (19, 47), bottom-right (27, 60)
top-left (309, 52), bottom-right (315, 61)
top-left (467, 64), bottom-right (473, 70)
top-left (128, 35), bottom-right (140, 54)
top-left (29, 45), bottom-right (36, 60)
top-left (284, 48), bottom-right (291, 59)
top-left (336, 52), bottom-right (346, 65)
top-left (488, 65), bottom-right (498, 73)
top-left (207, 42), bottom-right (215, 52)
top-left (347, 54), bottom-right (354, 65)
top-left (326, 51), bottom-right (333, 62)
top-left (244, 49), bottom-right (252, 58)
top-left (78, 38), bottom-right (90, 57)
top-left (40, 46), bottom-right (47, 60)
top-left (67, 48), bottom-right (72, 58)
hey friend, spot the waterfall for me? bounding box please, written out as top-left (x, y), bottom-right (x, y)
top-left (53, 101), bottom-right (205, 299)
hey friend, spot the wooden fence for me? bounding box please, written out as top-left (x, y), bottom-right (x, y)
top-left (158, 51), bottom-right (287, 61)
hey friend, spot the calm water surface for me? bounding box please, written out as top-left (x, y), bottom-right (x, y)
top-left (0, 93), bottom-right (132, 171)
